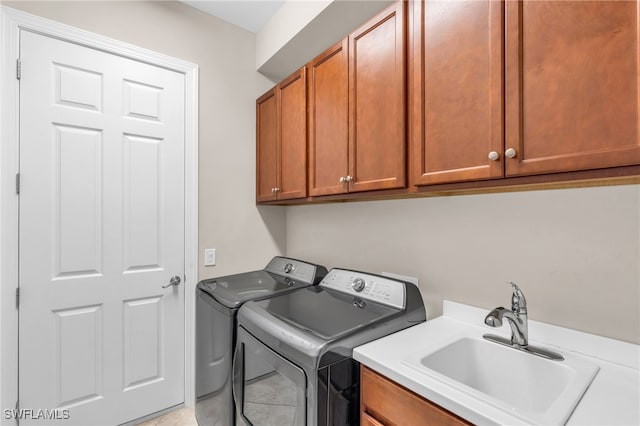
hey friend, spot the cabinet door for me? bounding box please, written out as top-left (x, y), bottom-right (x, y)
top-left (360, 366), bottom-right (470, 426)
top-left (361, 412), bottom-right (384, 426)
top-left (349, 1), bottom-right (406, 193)
top-left (410, 0), bottom-right (503, 185)
top-left (308, 40), bottom-right (349, 196)
top-left (505, 0), bottom-right (640, 176)
top-left (278, 68), bottom-right (308, 200)
top-left (256, 89), bottom-right (278, 202)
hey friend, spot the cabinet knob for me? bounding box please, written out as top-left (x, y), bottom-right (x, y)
top-left (505, 148), bottom-right (517, 159)
top-left (339, 176), bottom-right (346, 183)
top-left (274, 187), bottom-right (280, 193)
top-left (345, 175), bottom-right (353, 182)
top-left (271, 187), bottom-right (276, 193)
top-left (488, 151), bottom-right (500, 161)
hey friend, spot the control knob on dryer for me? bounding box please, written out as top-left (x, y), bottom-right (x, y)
top-left (352, 277), bottom-right (366, 292)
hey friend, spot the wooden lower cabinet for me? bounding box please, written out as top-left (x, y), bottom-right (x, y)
top-left (360, 366), bottom-right (470, 426)
top-left (361, 412), bottom-right (385, 426)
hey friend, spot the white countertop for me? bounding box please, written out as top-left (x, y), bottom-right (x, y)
top-left (354, 301), bottom-right (640, 425)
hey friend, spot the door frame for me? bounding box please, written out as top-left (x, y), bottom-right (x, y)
top-left (0, 6), bottom-right (199, 418)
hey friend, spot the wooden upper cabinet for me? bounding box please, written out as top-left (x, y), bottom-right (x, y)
top-left (505, 0), bottom-right (640, 176)
top-left (278, 68), bottom-right (308, 200)
top-left (307, 1), bottom-right (407, 196)
top-left (256, 68), bottom-right (307, 203)
top-left (256, 89), bottom-right (278, 202)
top-left (308, 40), bottom-right (349, 197)
top-left (410, 0), bottom-right (504, 186)
top-left (259, 0), bottom-right (640, 205)
top-left (349, 0), bottom-right (406, 193)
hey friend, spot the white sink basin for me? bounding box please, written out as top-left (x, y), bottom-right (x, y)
top-left (404, 336), bottom-right (599, 425)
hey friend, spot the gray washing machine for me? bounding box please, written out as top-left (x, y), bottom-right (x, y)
top-left (195, 257), bottom-right (327, 426)
top-left (233, 268), bottom-right (426, 426)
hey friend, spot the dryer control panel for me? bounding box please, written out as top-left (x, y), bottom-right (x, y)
top-left (264, 256), bottom-right (323, 284)
top-left (320, 268), bottom-right (407, 310)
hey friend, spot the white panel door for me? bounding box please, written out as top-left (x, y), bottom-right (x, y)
top-left (18, 30), bottom-right (185, 425)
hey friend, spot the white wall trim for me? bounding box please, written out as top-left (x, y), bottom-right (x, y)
top-left (0, 6), bottom-right (199, 419)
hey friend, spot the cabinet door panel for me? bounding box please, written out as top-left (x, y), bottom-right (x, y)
top-left (505, 0), bottom-right (640, 176)
top-left (308, 40), bottom-right (349, 196)
top-left (256, 90), bottom-right (277, 202)
top-left (360, 366), bottom-right (470, 426)
top-left (278, 68), bottom-right (307, 200)
top-left (410, 0), bottom-right (503, 185)
top-left (349, 1), bottom-right (406, 192)
top-left (361, 412), bottom-right (384, 426)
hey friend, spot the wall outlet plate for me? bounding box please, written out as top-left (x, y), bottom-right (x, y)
top-left (204, 248), bottom-right (216, 266)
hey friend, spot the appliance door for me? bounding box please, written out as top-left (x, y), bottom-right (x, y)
top-left (233, 326), bottom-right (307, 426)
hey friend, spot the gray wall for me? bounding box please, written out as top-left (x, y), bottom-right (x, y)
top-left (286, 184), bottom-right (640, 343)
top-left (3, 0), bottom-right (286, 279)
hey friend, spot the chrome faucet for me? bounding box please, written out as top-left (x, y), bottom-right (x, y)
top-left (483, 282), bottom-right (564, 361)
top-left (484, 282), bottom-right (528, 346)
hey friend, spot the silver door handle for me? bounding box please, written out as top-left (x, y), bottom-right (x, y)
top-left (162, 275), bottom-right (181, 288)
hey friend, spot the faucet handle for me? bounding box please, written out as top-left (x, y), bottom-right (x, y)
top-left (509, 281), bottom-right (527, 313)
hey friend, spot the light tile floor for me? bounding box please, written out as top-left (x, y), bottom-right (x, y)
top-left (136, 407), bottom-right (197, 426)
top-left (138, 372), bottom-right (291, 426)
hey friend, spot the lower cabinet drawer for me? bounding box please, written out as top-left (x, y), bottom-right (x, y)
top-left (361, 412), bottom-right (385, 426)
top-left (360, 365), bottom-right (470, 426)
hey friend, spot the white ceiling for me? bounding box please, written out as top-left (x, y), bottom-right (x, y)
top-left (180, 0), bottom-right (285, 33)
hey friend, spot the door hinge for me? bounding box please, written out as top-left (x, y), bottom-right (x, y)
top-left (16, 59), bottom-right (21, 80)
top-left (16, 287), bottom-right (20, 309)
top-left (15, 173), bottom-right (20, 195)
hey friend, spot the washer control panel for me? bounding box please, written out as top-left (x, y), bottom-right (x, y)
top-left (265, 257), bottom-right (318, 284)
top-left (320, 268), bottom-right (406, 309)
